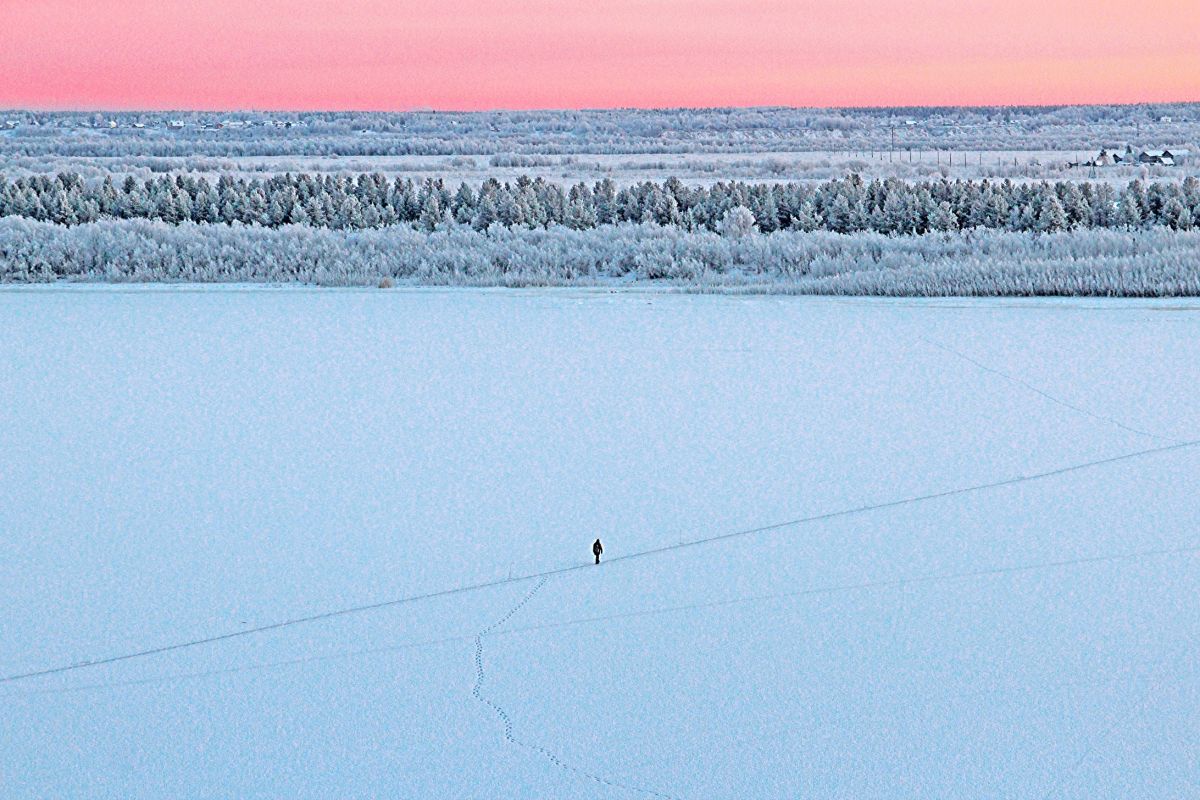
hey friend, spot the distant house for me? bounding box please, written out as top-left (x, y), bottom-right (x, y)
top-left (1137, 147), bottom-right (1189, 166)
top-left (1090, 148), bottom-right (1125, 166)
top-left (166, 120), bottom-right (185, 130)
top-left (1159, 116), bottom-right (1173, 123)
top-left (1087, 145), bottom-right (1189, 167)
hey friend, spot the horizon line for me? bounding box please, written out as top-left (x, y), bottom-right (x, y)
top-left (4, 100), bottom-right (1199, 116)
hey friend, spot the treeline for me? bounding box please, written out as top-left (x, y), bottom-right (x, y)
top-left (2, 173), bottom-right (1199, 234)
top-left (3, 217), bottom-right (1198, 297)
top-left (3, 105), bottom-right (1196, 157)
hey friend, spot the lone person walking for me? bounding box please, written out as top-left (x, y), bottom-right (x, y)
top-left (593, 538), bottom-right (603, 565)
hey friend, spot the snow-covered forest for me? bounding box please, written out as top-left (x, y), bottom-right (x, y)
top-left (4, 171), bottom-right (1199, 295)
top-left (4, 173), bottom-right (1198, 234)
top-left (4, 104), bottom-right (1198, 296)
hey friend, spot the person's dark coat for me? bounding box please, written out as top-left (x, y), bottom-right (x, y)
top-left (593, 539), bottom-right (603, 564)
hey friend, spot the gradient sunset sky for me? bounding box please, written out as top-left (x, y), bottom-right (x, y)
top-left (2, 0), bottom-right (1197, 110)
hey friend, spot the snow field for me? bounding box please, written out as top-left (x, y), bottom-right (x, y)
top-left (1, 287), bottom-right (1198, 798)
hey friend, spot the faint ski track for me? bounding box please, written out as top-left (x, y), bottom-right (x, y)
top-left (918, 336), bottom-right (1181, 444)
top-left (471, 576), bottom-right (682, 800)
top-left (3, 438), bottom-right (1199, 686)
top-left (8, 542), bottom-right (1196, 698)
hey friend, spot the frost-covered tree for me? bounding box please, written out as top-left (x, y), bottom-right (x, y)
top-left (418, 193), bottom-right (443, 231)
top-left (1036, 193), bottom-right (1067, 233)
top-left (1162, 198), bottom-right (1193, 230)
top-left (929, 201), bottom-right (959, 232)
top-left (719, 205), bottom-right (758, 238)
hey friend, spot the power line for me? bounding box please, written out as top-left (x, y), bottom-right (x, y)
top-left (3, 438), bottom-right (1198, 686)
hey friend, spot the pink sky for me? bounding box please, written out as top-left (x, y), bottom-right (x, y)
top-left (2, 0), bottom-right (1197, 110)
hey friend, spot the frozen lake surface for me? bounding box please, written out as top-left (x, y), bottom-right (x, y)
top-left (1, 286), bottom-right (1198, 799)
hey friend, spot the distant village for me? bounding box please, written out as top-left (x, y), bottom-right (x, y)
top-left (1080, 144), bottom-right (1190, 167)
top-left (0, 109), bottom-right (1195, 167)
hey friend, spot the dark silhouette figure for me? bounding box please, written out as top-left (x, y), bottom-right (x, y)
top-left (593, 538), bottom-right (603, 565)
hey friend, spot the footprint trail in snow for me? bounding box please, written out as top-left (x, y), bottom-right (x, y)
top-left (472, 576), bottom-right (683, 800)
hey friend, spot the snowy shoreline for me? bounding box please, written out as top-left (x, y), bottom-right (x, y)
top-left (5, 282), bottom-right (1200, 311)
top-left (4, 217), bottom-right (1199, 296)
